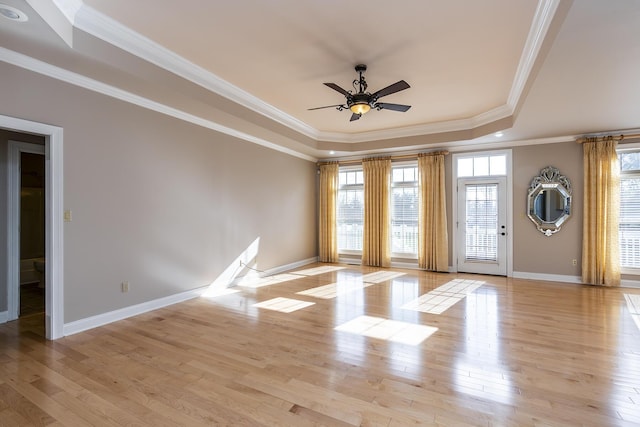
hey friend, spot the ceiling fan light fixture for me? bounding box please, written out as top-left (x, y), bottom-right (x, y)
top-left (350, 103), bottom-right (371, 115)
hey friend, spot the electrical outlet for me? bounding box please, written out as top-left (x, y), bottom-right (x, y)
top-left (121, 281), bottom-right (129, 293)
top-left (572, 259), bottom-right (577, 266)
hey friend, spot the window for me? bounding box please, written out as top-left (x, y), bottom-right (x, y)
top-left (391, 165), bottom-right (419, 256)
top-left (457, 154), bottom-right (506, 177)
top-left (337, 169), bottom-right (364, 251)
top-left (619, 151), bottom-right (640, 268)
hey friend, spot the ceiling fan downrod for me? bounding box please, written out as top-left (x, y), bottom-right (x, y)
top-left (352, 64), bottom-right (368, 94)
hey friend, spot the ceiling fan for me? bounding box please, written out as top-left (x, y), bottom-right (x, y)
top-left (309, 64), bottom-right (411, 122)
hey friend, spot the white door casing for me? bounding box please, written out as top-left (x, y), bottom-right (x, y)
top-left (2, 114), bottom-right (64, 340)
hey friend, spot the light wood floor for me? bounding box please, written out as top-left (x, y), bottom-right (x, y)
top-left (2, 263), bottom-right (640, 426)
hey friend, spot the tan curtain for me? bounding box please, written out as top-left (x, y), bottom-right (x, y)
top-left (418, 152), bottom-right (449, 272)
top-left (362, 158), bottom-right (391, 267)
top-left (318, 162), bottom-right (339, 263)
top-left (582, 138), bottom-right (620, 286)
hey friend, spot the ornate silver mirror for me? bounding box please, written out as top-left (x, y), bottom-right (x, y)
top-left (527, 166), bottom-right (572, 236)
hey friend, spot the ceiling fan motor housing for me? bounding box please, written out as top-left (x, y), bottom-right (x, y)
top-left (349, 92), bottom-right (373, 108)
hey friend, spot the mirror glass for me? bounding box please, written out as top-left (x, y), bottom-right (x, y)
top-left (527, 167), bottom-right (572, 236)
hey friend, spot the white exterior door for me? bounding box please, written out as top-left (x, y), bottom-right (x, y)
top-left (457, 178), bottom-right (507, 275)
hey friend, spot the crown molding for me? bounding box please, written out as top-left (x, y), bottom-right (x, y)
top-left (507, 0), bottom-right (561, 108)
top-left (50, 0), bottom-right (82, 24)
top-left (45, 1), bottom-right (559, 146)
top-left (0, 47), bottom-right (316, 162)
top-left (70, 2), bottom-right (321, 141)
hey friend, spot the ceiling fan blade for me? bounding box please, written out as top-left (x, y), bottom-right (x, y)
top-left (371, 80), bottom-right (410, 99)
top-left (307, 104), bottom-right (346, 111)
top-left (376, 102), bottom-right (412, 112)
top-left (324, 82), bottom-right (351, 97)
top-left (350, 113), bottom-right (361, 122)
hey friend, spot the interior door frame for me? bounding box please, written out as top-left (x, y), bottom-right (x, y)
top-left (3, 115), bottom-right (64, 340)
top-left (451, 150), bottom-right (513, 277)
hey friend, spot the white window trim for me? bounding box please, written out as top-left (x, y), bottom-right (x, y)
top-left (391, 161), bottom-right (418, 259)
top-left (337, 165), bottom-right (364, 255)
top-left (618, 144), bottom-right (640, 274)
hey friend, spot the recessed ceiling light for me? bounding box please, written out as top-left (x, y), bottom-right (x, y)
top-left (494, 132), bottom-right (504, 138)
top-left (0, 4), bottom-right (28, 22)
top-left (329, 150), bottom-right (335, 155)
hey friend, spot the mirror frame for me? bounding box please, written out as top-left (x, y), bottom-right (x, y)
top-left (527, 166), bottom-right (572, 236)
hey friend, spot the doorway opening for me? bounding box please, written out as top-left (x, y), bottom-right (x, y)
top-left (452, 150), bottom-right (513, 276)
top-left (20, 148), bottom-right (46, 318)
top-left (1, 115), bottom-right (64, 340)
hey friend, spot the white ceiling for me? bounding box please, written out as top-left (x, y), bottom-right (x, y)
top-left (2, 0), bottom-right (640, 159)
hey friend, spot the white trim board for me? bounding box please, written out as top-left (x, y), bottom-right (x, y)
top-left (512, 271), bottom-right (582, 284)
top-left (621, 280), bottom-right (640, 289)
top-left (48, 0), bottom-right (560, 144)
top-left (230, 257), bottom-right (319, 286)
top-left (1, 114), bottom-right (64, 340)
top-left (0, 48), bottom-right (316, 163)
top-left (63, 257), bottom-right (318, 336)
top-left (514, 272), bottom-right (640, 289)
top-left (63, 285), bottom-right (208, 336)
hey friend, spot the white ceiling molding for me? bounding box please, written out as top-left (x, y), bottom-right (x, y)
top-left (507, 0), bottom-right (561, 108)
top-left (50, 0), bottom-right (82, 24)
top-left (69, 2), bottom-right (321, 141)
top-left (47, 0), bottom-right (559, 146)
top-left (323, 135), bottom-right (577, 163)
top-left (0, 47), bottom-right (317, 162)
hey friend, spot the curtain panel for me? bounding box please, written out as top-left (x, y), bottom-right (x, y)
top-left (318, 162), bottom-right (339, 263)
top-left (418, 153), bottom-right (449, 272)
top-left (362, 158), bottom-right (391, 267)
top-left (582, 138), bottom-right (620, 286)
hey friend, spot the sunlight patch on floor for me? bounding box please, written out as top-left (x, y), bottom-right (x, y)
top-left (236, 273), bottom-right (302, 289)
top-left (201, 287), bottom-right (241, 298)
top-left (292, 265), bottom-right (347, 276)
top-left (335, 315), bottom-right (438, 345)
top-left (252, 297), bottom-right (315, 313)
top-left (296, 281), bottom-right (376, 299)
top-left (362, 271), bottom-right (406, 284)
top-left (402, 279), bottom-right (485, 314)
top-left (624, 293), bottom-right (640, 330)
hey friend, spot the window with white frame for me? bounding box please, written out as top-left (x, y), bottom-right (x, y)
top-left (457, 154), bottom-right (507, 178)
top-left (391, 164), bottom-right (419, 256)
top-left (619, 150), bottom-right (640, 269)
top-left (337, 168), bottom-right (364, 252)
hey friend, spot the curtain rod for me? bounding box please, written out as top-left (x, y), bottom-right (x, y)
top-left (576, 133), bottom-right (640, 144)
top-left (317, 150), bottom-right (449, 166)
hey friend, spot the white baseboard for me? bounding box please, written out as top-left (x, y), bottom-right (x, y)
top-left (0, 311), bottom-right (8, 323)
top-left (621, 279), bottom-right (640, 289)
top-left (63, 285), bottom-right (208, 336)
top-left (63, 257), bottom-right (318, 336)
top-left (512, 271), bottom-right (583, 284)
top-left (261, 257), bottom-right (318, 277)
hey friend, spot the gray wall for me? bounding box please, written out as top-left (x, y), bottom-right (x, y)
top-left (512, 142), bottom-right (582, 276)
top-left (0, 62), bottom-right (317, 322)
top-left (446, 141), bottom-right (584, 277)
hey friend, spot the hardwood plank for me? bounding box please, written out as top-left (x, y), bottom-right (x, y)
top-left (1, 263), bottom-right (640, 425)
